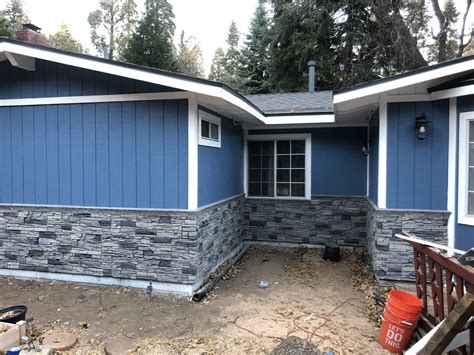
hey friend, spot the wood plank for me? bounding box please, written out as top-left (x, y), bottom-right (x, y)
top-left (417, 293), bottom-right (474, 355)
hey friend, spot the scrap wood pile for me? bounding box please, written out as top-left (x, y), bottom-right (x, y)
top-left (350, 253), bottom-right (391, 325)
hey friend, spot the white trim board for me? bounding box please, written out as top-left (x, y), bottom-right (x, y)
top-left (377, 93), bottom-right (388, 208)
top-left (0, 91), bottom-right (192, 107)
top-left (262, 114), bottom-right (335, 125)
top-left (0, 269), bottom-right (197, 296)
top-left (447, 98), bottom-right (457, 249)
top-left (458, 111), bottom-right (474, 226)
top-left (188, 96), bottom-right (199, 211)
top-left (431, 85), bottom-right (474, 101)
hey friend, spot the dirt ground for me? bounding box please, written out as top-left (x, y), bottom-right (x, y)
top-left (0, 247), bottom-right (389, 354)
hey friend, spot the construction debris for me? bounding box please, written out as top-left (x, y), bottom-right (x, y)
top-left (270, 336), bottom-right (321, 354)
top-left (42, 331), bottom-right (77, 351)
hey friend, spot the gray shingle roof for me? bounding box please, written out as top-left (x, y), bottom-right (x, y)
top-left (245, 91), bottom-right (333, 115)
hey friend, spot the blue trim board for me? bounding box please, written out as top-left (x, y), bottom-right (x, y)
top-left (198, 106), bottom-right (244, 207)
top-left (386, 100), bottom-right (449, 210)
top-left (456, 95), bottom-right (474, 250)
top-left (0, 59), bottom-right (178, 100)
top-left (248, 127), bottom-right (368, 196)
top-left (0, 99), bottom-right (188, 209)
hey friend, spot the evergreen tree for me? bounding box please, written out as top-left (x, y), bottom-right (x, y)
top-left (208, 47), bottom-right (226, 81)
top-left (222, 21), bottom-right (244, 88)
top-left (239, 3), bottom-right (270, 94)
top-left (88, 0), bottom-right (137, 60)
top-left (122, 0), bottom-right (177, 71)
top-left (4, 0), bottom-right (29, 34)
top-left (48, 24), bottom-right (85, 53)
top-left (176, 31), bottom-right (205, 78)
top-left (0, 11), bottom-right (11, 37)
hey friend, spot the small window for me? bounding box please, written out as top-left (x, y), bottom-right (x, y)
top-left (199, 110), bottom-right (221, 148)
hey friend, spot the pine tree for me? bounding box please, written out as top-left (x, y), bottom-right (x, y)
top-left (208, 47), bottom-right (226, 82)
top-left (221, 21), bottom-right (244, 89)
top-left (176, 31), bottom-right (205, 78)
top-left (88, 0), bottom-right (137, 60)
top-left (48, 24), bottom-right (85, 53)
top-left (239, 3), bottom-right (270, 94)
top-left (122, 0), bottom-right (177, 71)
top-left (4, 0), bottom-right (29, 34)
top-left (0, 11), bottom-right (11, 37)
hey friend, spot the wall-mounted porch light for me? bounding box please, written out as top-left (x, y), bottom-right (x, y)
top-left (415, 113), bottom-right (430, 140)
top-left (361, 141), bottom-right (370, 156)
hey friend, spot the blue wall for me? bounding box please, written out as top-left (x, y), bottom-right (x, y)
top-left (456, 95), bottom-right (474, 250)
top-left (248, 127), bottom-right (368, 196)
top-left (386, 100), bottom-right (449, 210)
top-left (0, 100), bottom-right (188, 209)
top-left (0, 59), bottom-right (175, 99)
top-left (198, 107), bottom-right (243, 207)
top-left (369, 111), bottom-right (379, 204)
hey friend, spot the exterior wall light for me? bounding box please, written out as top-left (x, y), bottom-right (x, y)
top-left (361, 142), bottom-right (370, 156)
top-left (415, 113), bottom-right (430, 140)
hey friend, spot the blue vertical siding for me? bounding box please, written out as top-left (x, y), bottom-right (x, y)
top-left (248, 127), bottom-right (368, 196)
top-left (0, 99), bottom-right (188, 209)
top-left (456, 95), bottom-right (474, 250)
top-left (198, 107), bottom-right (244, 207)
top-left (386, 100), bottom-right (449, 210)
top-left (369, 111), bottom-right (379, 204)
top-left (0, 60), bottom-right (178, 99)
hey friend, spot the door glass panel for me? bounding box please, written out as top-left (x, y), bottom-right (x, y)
top-left (277, 155), bottom-right (290, 168)
top-left (291, 155), bottom-right (305, 168)
top-left (248, 141), bottom-right (274, 197)
top-left (291, 140), bottom-right (305, 154)
top-left (277, 169), bottom-right (290, 182)
top-left (291, 183), bottom-right (305, 197)
top-left (277, 141), bottom-right (290, 154)
top-left (291, 169), bottom-right (305, 182)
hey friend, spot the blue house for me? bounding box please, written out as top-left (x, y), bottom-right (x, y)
top-left (0, 37), bottom-right (473, 293)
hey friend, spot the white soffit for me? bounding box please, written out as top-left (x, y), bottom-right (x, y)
top-left (334, 57), bottom-right (474, 104)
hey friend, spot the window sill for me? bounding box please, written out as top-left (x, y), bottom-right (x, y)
top-left (458, 215), bottom-right (474, 226)
top-left (198, 137), bottom-right (221, 148)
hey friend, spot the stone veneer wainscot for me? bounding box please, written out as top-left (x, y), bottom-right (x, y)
top-left (366, 199), bottom-right (450, 281)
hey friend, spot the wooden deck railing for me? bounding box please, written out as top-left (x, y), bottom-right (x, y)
top-left (405, 233), bottom-right (473, 354)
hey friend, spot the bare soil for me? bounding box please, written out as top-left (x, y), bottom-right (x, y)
top-left (0, 247), bottom-right (388, 354)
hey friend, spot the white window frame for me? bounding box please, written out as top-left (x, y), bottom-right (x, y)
top-left (198, 110), bottom-right (221, 148)
top-left (246, 133), bottom-right (312, 200)
top-left (458, 111), bottom-right (474, 226)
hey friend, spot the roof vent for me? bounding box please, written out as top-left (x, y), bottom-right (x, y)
top-left (308, 60), bottom-right (316, 93)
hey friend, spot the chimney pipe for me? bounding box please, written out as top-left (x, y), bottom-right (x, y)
top-left (308, 60), bottom-right (316, 93)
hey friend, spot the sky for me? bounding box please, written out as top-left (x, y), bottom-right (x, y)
top-left (0, 0), bottom-right (472, 74)
top-left (0, 0), bottom-right (259, 72)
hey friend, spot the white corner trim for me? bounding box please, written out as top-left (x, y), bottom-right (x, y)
top-left (378, 93), bottom-right (388, 208)
top-left (305, 135), bottom-right (312, 199)
top-left (198, 110), bottom-right (221, 148)
top-left (0, 269), bottom-right (196, 296)
top-left (447, 98), bottom-right (457, 249)
top-left (431, 85), bottom-right (474, 101)
top-left (387, 94), bottom-right (431, 102)
top-left (5, 51), bottom-right (35, 71)
top-left (458, 111), bottom-right (474, 226)
top-left (188, 95), bottom-right (198, 211)
top-left (0, 41), bottom-right (266, 124)
top-left (0, 91), bottom-right (192, 107)
top-left (334, 58), bottom-right (474, 104)
top-left (261, 114), bottom-right (335, 125)
top-left (243, 129), bottom-right (248, 196)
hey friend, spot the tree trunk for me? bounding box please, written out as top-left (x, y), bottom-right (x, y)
top-left (431, 0), bottom-right (448, 62)
top-left (458, 0), bottom-right (473, 57)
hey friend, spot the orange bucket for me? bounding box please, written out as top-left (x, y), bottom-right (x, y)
top-left (388, 290), bottom-right (423, 313)
top-left (379, 290), bottom-right (422, 353)
top-left (379, 307), bottom-right (417, 353)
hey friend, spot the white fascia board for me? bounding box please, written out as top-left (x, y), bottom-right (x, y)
top-left (0, 42), bottom-right (266, 124)
top-left (431, 85), bottom-right (474, 101)
top-left (334, 58), bottom-right (474, 104)
top-left (261, 114), bottom-right (335, 125)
